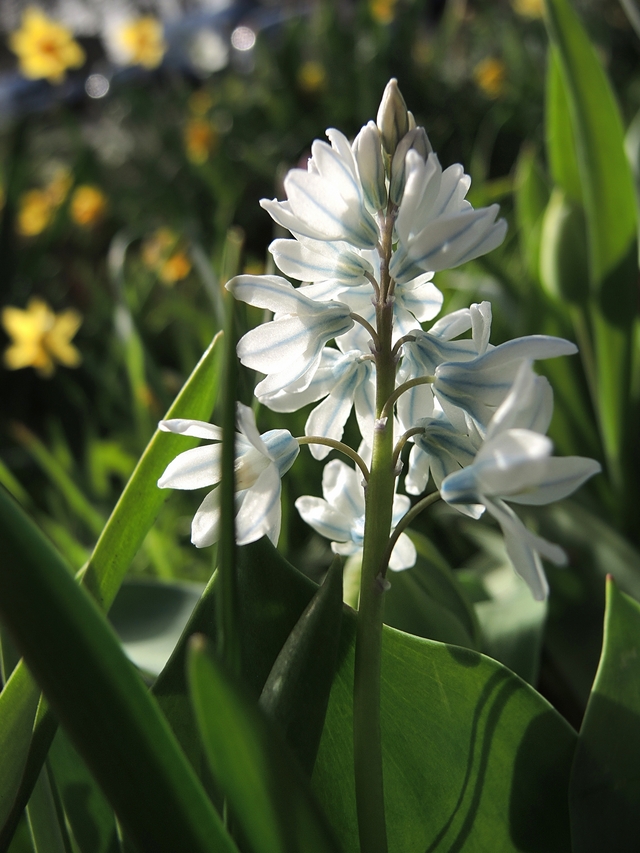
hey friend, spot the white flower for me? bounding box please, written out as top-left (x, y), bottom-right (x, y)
top-left (296, 460), bottom-right (417, 571)
top-left (390, 151), bottom-right (507, 281)
top-left (260, 129), bottom-right (379, 250)
top-left (157, 404), bottom-right (299, 548)
top-left (258, 348), bottom-right (376, 459)
top-left (440, 365), bottom-right (601, 599)
top-left (226, 275), bottom-right (354, 396)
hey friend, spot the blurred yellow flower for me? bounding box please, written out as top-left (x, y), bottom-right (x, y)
top-left (297, 61), bottom-right (327, 94)
top-left (114, 16), bottom-right (166, 69)
top-left (184, 119), bottom-right (217, 165)
top-left (474, 57), bottom-right (507, 99)
top-left (511, 0), bottom-right (544, 19)
top-left (2, 297), bottom-right (82, 377)
top-left (45, 166), bottom-right (73, 207)
top-left (142, 228), bottom-right (176, 269)
top-left (188, 89), bottom-right (214, 116)
top-left (70, 185), bottom-right (107, 227)
top-left (17, 189), bottom-right (54, 237)
top-left (369, 0), bottom-right (399, 25)
top-left (9, 7), bottom-right (85, 84)
top-left (160, 251), bottom-right (192, 284)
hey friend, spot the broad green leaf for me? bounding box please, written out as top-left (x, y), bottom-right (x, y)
top-left (544, 0), bottom-right (638, 495)
top-left (25, 768), bottom-right (70, 853)
top-left (188, 635), bottom-right (341, 853)
top-left (0, 333), bottom-right (223, 844)
top-left (569, 579), bottom-right (640, 850)
top-left (384, 533), bottom-right (480, 650)
top-left (545, 50), bottom-right (582, 204)
top-left (260, 558), bottom-right (343, 776)
top-left (539, 188), bottom-right (589, 305)
top-left (513, 144), bottom-right (550, 282)
top-left (48, 730), bottom-right (121, 853)
top-left (313, 618), bottom-right (576, 853)
top-left (0, 488), bottom-right (236, 853)
top-left (109, 579), bottom-right (204, 676)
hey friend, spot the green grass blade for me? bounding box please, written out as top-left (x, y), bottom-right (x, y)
top-left (188, 635), bottom-right (341, 853)
top-left (25, 768), bottom-right (71, 853)
top-left (0, 487), bottom-right (236, 853)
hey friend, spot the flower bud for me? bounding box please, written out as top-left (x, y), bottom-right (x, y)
top-left (376, 78), bottom-right (409, 155)
top-left (389, 126), bottom-right (433, 204)
top-left (353, 120), bottom-right (387, 213)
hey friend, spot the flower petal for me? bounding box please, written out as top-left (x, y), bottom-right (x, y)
top-left (159, 418), bottom-right (223, 441)
top-left (191, 487), bottom-right (221, 548)
top-left (388, 532), bottom-right (417, 571)
top-left (157, 444), bottom-right (222, 490)
top-left (235, 464), bottom-right (282, 545)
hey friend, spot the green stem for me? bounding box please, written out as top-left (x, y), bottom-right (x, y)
top-left (378, 491), bottom-right (441, 579)
top-left (353, 209), bottom-right (397, 853)
top-left (297, 437), bottom-right (370, 481)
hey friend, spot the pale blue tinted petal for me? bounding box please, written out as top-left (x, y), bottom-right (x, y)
top-left (507, 456), bottom-right (601, 505)
top-left (295, 495), bottom-right (354, 542)
top-left (191, 487), bottom-right (221, 548)
top-left (322, 459), bottom-right (364, 518)
top-left (235, 464), bottom-right (282, 545)
top-left (306, 391), bottom-right (355, 460)
top-left (397, 274), bottom-right (443, 324)
top-left (226, 275), bottom-right (302, 313)
top-left (388, 532), bottom-right (417, 572)
top-left (405, 206), bottom-right (506, 272)
top-left (428, 308), bottom-right (472, 340)
top-left (237, 316), bottom-right (312, 372)
top-left (353, 121), bottom-right (387, 213)
top-left (159, 419), bottom-right (223, 441)
top-left (236, 403), bottom-right (269, 456)
top-left (405, 444), bottom-right (431, 495)
top-left (157, 444), bottom-right (222, 490)
top-left (395, 151), bottom-right (442, 245)
top-left (261, 429), bottom-right (300, 475)
top-left (270, 237), bottom-right (372, 285)
top-left (470, 301), bottom-right (492, 355)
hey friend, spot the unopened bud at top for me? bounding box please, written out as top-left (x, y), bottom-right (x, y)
top-left (376, 79), bottom-right (410, 155)
top-left (353, 120), bottom-right (387, 213)
top-left (390, 126), bottom-right (433, 204)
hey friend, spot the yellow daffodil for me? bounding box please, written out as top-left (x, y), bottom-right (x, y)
top-left (70, 185), bottom-right (107, 227)
top-left (511, 0), bottom-right (544, 19)
top-left (184, 119), bottom-right (217, 165)
top-left (9, 7), bottom-right (85, 84)
top-left (473, 57), bottom-right (507, 99)
top-left (17, 189), bottom-right (54, 237)
top-left (297, 61), bottom-right (327, 94)
top-left (160, 251), bottom-right (192, 284)
top-left (2, 297), bottom-right (82, 377)
top-left (112, 16), bottom-right (166, 69)
top-left (369, 0), bottom-right (399, 25)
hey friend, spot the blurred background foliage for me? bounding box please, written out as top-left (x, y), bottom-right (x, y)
top-left (0, 0), bottom-right (639, 727)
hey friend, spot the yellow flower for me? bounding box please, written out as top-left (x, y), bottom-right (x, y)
top-left (184, 119), bottom-right (217, 165)
top-left (511, 0), bottom-right (544, 19)
top-left (473, 57), bottom-right (507, 99)
top-left (70, 185), bottom-right (107, 227)
top-left (160, 251), bottom-right (192, 284)
top-left (17, 189), bottom-right (54, 237)
top-left (113, 16), bottom-right (166, 69)
top-left (2, 297), bottom-right (82, 377)
top-left (45, 166), bottom-right (73, 207)
top-left (369, 0), bottom-right (399, 25)
top-left (9, 7), bottom-right (85, 84)
top-left (141, 228), bottom-right (176, 269)
top-left (188, 89), bottom-right (214, 116)
top-left (297, 61), bottom-right (327, 94)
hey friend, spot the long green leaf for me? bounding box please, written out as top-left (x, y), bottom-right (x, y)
top-left (188, 635), bottom-right (341, 853)
top-left (259, 557), bottom-right (343, 777)
top-left (0, 488), bottom-right (236, 853)
top-left (0, 332), bottom-right (223, 846)
top-left (25, 768), bottom-right (70, 853)
top-left (569, 579), bottom-right (640, 850)
top-left (544, 0), bottom-right (638, 497)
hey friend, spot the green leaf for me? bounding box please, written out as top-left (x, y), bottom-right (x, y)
top-left (188, 635), bottom-right (341, 853)
top-left (25, 767), bottom-right (70, 853)
top-left (383, 531), bottom-right (480, 650)
top-left (569, 579), bottom-right (640, 850)
top-left (545, 50), bottom-right (582, 204)
top-left (513, 144), bottom-right (550, 282)
top-left (539, 188), bottom-right (589, 305)
top-left (109, 579), bottom-right (204, 676)
top-left (259, 557), bottom-right (343, 776)
top-left (544, 0), bottom-right (638, 496)
top-left (47, 730), bottom-right (121, 853)
top-left (313, 618), bottom-right (576, 853)
top-left (0, 333), bottom-right (223, 844)
top-left (0, 488), bottom-right (236, 853)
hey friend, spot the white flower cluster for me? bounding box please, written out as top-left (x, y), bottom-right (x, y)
top-left (158, 80), bottom-right (599, 600)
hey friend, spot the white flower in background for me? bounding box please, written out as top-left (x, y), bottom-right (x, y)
top-left (157, 404), bottom-right (299, 547)
top-left (296, 460), bottom-right (417, 571)
top-left (440, 365), bottom-right (601, 599)
top-left (225, 275), bottom-right (354, 396)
